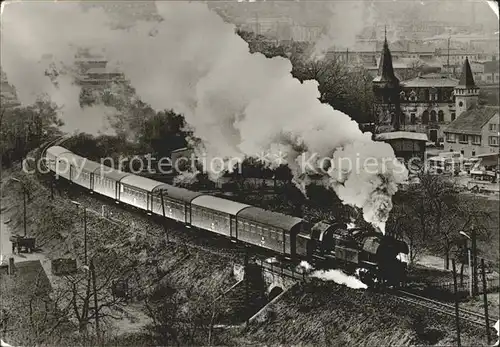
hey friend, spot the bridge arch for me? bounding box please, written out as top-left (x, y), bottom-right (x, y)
top-left (268, 285), bottom-right (284, 301)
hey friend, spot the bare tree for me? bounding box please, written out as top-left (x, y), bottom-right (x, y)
top-left (391, 173), bottom-right (496, 270)
top-left (397, 59), bottom-right (425, 81)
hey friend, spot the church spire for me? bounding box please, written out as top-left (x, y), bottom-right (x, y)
top-left (457, 57), bottom-right (476, 88)
top-left (377, 27), bottom-right (399, 86)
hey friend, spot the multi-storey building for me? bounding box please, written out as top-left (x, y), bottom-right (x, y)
top-left (372, 38), bottom-right (483, 144)
top-left (74, 49), bottom-right (124, 90)
top-left (443, 106), bottom-right (500, 157)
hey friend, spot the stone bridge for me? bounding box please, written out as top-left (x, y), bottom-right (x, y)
top-left (233, 258), bottom-right (306, 301)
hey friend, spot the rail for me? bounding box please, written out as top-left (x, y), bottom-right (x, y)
top-left (395, 290), bottom-right (498, 328)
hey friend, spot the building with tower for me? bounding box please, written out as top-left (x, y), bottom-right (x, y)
top-left (454, 58), bottom-right (480, 116)
top-left (372, 30), bottom-right (402, 134)
top-left (372, 38), bottom-right (483, 144)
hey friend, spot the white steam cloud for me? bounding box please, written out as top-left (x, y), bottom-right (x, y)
top-left (311, 269), bottom-right (368, 290)
top-left (311, 1), bottom-right (374, 60)
top-left (1, 1), bottom-right (408, 229)
top-left (1, 2), bottom-right (116, 135)
top-left (298, 261), bottom-right (367, 289)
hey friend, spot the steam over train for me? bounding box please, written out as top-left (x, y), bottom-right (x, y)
top-left (45, 146), bottom-right (409, 287)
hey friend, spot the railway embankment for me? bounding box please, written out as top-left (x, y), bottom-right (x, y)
top-left (0, 162), bottom-right (494, 346)
top-left (233, 280), bottom-right (489, 346)
top-left (0, 165), bottom-right (272, 345)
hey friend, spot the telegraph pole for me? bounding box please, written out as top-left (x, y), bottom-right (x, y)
top-left (91, 259), bottom-right (99, 341)
top-left (481, 258), bottom-right (491, 344)
top-left (447, 36), bottom-right (451, 74)
top-left (50, 176), bottom-right (54, 200)
top-left (244, 244), bottom-right (249, 326)
top-left (22, 186), bottom-right (27, 237)
top-left (471, 226), bottom-right (478, 296)
top-left (71, 201), bottom-right (88, 266)
top-left (452, 259), bottom-right (461, 347)
top-left (84, 207), bottom-right (87, 266)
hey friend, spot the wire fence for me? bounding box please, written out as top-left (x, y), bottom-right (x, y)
top-left (432, 277), bottom-right (499, 294)
top-left (423, 277), bottom-right (500, 302)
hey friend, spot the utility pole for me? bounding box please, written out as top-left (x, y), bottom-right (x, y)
top-left (471, 226), bottom-right (478, 296)
top-left (467, 241), bottom-right (473, 297)
top-left (90, 259), bottom-right (99, 341)
top-left (459, 231), bottom-right (474, 297)
top-left (452, 259), bottom-right (461, 347)
top-left (22, 186), bottom-right (27, 237)
top-left (481, 258), bottom-right (491, 344)
top-left (71, 201), bottom-right (88, 266)
top-left (447, 36), bottom-right (451, 75)
top-left (50, 175), bottom-right (54, 200)
top-left (255, 12), bottom-right (259, 37)
top-left (84, 207), bottom-right (87, 266)
top-left (244, 244), bottom-right (249, 326)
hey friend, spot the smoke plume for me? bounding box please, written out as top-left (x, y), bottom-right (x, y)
top-left (1, 1), bottom-right (407, 229)
top-left (1, 1), bottom-right (116, 135)
top-left (311, 1), bottom-right (373, 60)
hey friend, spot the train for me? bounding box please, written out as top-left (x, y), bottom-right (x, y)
top-left (45, 145), bottom-right (409, 287)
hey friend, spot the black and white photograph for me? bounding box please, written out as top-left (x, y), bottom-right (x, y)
top-left (0, 1), bottom-right (499, 346)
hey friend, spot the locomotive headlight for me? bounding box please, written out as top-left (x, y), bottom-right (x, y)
top-left (397, 253), bottom-right (409, 263)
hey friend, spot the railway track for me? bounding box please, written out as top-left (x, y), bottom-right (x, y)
top-left (395, 289), bottom-right (499, 328)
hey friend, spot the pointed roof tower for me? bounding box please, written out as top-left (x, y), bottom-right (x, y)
top-left (373, 26), bottom-right (399, 87)
top-left (457, 57), bottom-right (476, 88)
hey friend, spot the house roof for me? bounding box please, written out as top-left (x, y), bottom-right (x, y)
top-left (376, 57), bottom-right (443, 71)
top-left (401, 73), bottom-right (458, 88)
top-left (444, 106), bottom-right (500, 135)
top-left (375, 131), bottom-right (428, 142)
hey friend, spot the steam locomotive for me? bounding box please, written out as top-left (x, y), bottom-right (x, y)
top-left (45, 146), bottom-right (409, 287)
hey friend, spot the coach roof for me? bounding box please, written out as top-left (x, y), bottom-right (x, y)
top-left (93, 165), bottom-right (131, 182)
top-left (191, 195), bottom-right (250, 215)
top-left (238, 206), bottom-right (303, 231)
top-left (163, 185), bottom-right (204, 203)
top-left (120, 174), bottom-right (169, 193)
top-left (46, 146), bottom-right (73, 158)
top-left (80, 158), bottom-right (103, 173)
